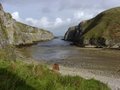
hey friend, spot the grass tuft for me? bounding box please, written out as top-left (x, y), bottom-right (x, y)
top-left (0, 59), bottom-right (110, 90)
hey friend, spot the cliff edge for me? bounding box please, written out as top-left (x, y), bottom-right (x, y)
top-left (64, 7), bottom-right (120, 48)
top-left (0, 3), bottom-right (54, 47)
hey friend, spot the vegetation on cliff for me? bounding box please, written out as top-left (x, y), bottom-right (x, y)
top-left (64, 7), bottom-right (120, 48)
top-left (0, 3), bottom-right (54, 47)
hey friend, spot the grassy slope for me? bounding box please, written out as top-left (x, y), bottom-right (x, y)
top-left (0, 49), bottom-right (110, 90)
top-left (81, 7), bottom-right (120, 41)
top-left (0, 60), bottom-right (110, 90)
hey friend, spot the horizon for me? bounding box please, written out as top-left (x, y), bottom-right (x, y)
top-left (1, 0), bottom-right (120, 36)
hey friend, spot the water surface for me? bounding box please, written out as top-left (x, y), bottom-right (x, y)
top-left (19, 37), bottom-right (120, 77)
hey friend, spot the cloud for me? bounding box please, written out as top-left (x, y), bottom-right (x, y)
top-left (25, 17), bottom-right (50, 28)
top-left (66, 18), bottom-right (71, 22)
top-left (11, 11), bottom-right (68, 27)
top-left (25, 18), bottom-right (37, 25)
top-left (54, 18), bottom-right (63, 27)
top-left (4, 0), bottom-right (120, 35)
top-left (72, 10), bottom-right (98, 24)
top-left (2, 0), bottom-right (120, 12)
top-left (41, 7), bottom-right (51, 13)
top-left (11, 12), bottom-right (21, 21)
top-left (10, 9), bottom-right (99, 36)
top-left (40, 17), bottom-right (49, 27)
top-left (11, 11), bottom-right (73, 36)
top-left (26, 17), bottom-right (65, 29)
top-left (74, 11), bottom-right (84, 19)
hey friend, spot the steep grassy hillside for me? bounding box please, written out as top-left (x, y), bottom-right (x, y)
top-left (64, 7), bottom-right (120, 48)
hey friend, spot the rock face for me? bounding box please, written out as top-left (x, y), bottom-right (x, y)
top-left (64, 7), bottom-right (120, 48)
top-left (0, 3), bottom-right (54, 47)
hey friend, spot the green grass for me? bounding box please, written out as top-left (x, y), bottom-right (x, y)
top-left (81, 7), bottom-right (120, 40)
top-left (0, 47), bottom-right (110, 90)
top-left (0, 59), bottom-right (110, 90)
top-left (65, 7), bottom-right (120, 46)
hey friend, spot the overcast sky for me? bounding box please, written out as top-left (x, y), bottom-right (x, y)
top-left (1, 0), bottom-right (120, 36)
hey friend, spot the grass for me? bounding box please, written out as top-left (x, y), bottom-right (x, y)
top-left (0, 47), bottom-right (110, 90)
top-left (82, 7), bottom-right (120, 40)
top-left (0, 60), bottom-right (110, 90)
top-left (65, 7), bottom-right (120, 47)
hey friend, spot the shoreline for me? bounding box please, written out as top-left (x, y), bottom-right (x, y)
top-left (18, 49), bottom-right (120, 90)
top-left (68, 41), bottom-right (120, 50)
top-left (57, 66), bottom-right (120, 90)
top-left (17, 38), bottom-right (120, 90)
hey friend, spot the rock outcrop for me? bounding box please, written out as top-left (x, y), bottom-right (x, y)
top-left (64, 7), bottom-right (120, 48)
top-left (0, 3), bottom-right (54, 47)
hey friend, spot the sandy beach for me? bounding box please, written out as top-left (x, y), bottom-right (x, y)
top-left (57, 66), bottom-right (120, 90)
top-left (19, 38), bottom-right (120, 90)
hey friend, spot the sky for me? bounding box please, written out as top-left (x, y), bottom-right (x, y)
top-left (1, 0), bottom-right (120, 36)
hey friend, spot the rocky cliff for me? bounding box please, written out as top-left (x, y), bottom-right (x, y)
top-left (64, 7), bottom-right (120, 48)
top-left (0, 3), bottom-right (54, 47)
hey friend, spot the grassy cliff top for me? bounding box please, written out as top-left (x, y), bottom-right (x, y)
top-left (80, 7), bottom-right (120, 40)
